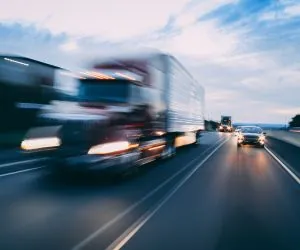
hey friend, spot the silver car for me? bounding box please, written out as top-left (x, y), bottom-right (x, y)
top-left (237, 126), bottom-right (266, 148)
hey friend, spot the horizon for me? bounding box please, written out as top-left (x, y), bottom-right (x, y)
top-left (207, 120), bottom-right (287, 126)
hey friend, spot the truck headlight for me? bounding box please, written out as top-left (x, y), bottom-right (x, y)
top-left (21, 137), bottom-right (61, 150)
top-left (88, 141), bottom-right (131, 155)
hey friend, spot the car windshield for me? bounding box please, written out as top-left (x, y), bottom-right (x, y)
top-left (78, 79), bottom-right (130, 103)
top-left (241, 127), bottom-right (262, 134)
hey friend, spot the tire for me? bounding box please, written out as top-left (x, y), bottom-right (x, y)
top-left (193, 132), bottom-right (201, 146)
top-left (112, 150), bottom-right (142, 179)
top-left (161, 136), bottom-right (176, 160)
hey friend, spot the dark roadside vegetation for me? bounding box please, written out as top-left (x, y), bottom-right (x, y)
top-left (289, 114), bottom-right (300, 128)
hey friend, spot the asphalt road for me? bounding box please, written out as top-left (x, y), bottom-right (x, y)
top-left (0, 132), bottom-right (299, 250)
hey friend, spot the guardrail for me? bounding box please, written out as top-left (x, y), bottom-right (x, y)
top-left (266, 137), bottom-right (300, 178)
top-left (290, 127), bottom-right (300, 133)
top-left (266, 130), bottom-right (300, 148)
top-left (265, 130), bottom-right (300, 179)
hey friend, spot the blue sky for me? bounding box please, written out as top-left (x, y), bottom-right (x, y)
top-left (0, 0), bottom-right (300, 123)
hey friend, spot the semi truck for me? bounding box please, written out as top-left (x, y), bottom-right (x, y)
top-left (219, 115), bottom-right (232, 132)
top-left (21, 52), bottom-right (205, 175)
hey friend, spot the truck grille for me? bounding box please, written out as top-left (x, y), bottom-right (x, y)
top-left (59, 121), bottom-right (94, 146)
top-left (56, 146), bottom-right (87, 157)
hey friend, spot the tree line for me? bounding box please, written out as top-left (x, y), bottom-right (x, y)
top-left (289, 114), bottom-right (300, 128)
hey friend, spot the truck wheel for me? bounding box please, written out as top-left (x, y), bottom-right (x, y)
top-left (161, 139), bottom-right (176, 160)
top-left (193, 132), bottom-right (201, 146)
top-left (113, 150), bottom-right (142, 179)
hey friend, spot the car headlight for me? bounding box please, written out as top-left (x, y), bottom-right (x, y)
top-left (21, 137), bottom-right (61, 150)
top-left (259, 135), bottom-right (265, 141)
top-left (88, 141), bottom-right (136, 155)
top-left (238, 135), bottom-right (244, 141)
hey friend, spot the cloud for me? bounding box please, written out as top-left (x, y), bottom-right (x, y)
top-left (0, 23), bottom-right (67, 64)
top-left (285, 3), bottom-right (300, 17)
top-left (180, 45), bottom-right (300, 123)
top-left (273, 107), bottom-right (300, 116)
top-left (139, 22), bottom-right (239, 59)
top-left (173, 0), bottom-right (236, 28)
top-left (60, 40), bottom-right (78, 52)
top-left (0, 0), bottom-right (190, 41)
top-left (163, 20), bottom-right (238, 58)
top-left (0, 23), bottom-right (127, 69)
top-left (259, 1), bottom-right (300, 21)
top-left (212, 52), bottom-right (279, 70)
top-left (1, 0), bottom-right (300, 123)
top-left (201, 0), bottom-right (275, 26)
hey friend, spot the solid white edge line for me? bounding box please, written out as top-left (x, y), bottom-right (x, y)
top-left (0, 166), bottom-right (46, 177)
top-left (265, 146), bottom-right (300, 185)
top-left (106, 137), bottom-right (230, 250)
top-left (71, 136), bottom-right (227, 250)
top-left (0, 157), bottom-right (48, 168)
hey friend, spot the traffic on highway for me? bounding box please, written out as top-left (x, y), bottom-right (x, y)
top-left (1, 1), bottom-right (300, 250)
top-left (0, 51), bottom-right (299, 250)
top-left (0, 131), bottom-right (300, 250)
top-left (19, 52), bottom-right (205, 176)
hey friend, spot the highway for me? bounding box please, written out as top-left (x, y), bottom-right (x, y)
top-left (0, 132), bottom-right (300, 250)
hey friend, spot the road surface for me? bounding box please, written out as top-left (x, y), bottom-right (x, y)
top-left (0, 132), bottom-right (299, 250)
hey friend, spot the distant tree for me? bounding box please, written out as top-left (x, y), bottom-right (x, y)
top-left (289, 114), bottom-right (300, 128)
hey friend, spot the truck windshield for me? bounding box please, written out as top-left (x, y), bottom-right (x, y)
top-left (78, 79), bottom-right (129, 103)
top-left (221, 118), bottom-right (231, 125)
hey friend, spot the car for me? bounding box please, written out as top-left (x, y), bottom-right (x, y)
top-left (219, 125), bottom-right (232, 132)
top-left (234, 127), bottom-right (241, 136)
top-left (237, 126), bottom-right (266, 148)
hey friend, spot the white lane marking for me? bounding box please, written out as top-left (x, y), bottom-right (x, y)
top-left (265, 146), bottom-right (300, 185)
top-left (0, 157), bottom-right (48, 168)
top-left (0, 166), bottom-right (46, 178)
top-left (72, 136), bottom-right (228, 250)
top-left (106, 138), bottom-right (229, 250)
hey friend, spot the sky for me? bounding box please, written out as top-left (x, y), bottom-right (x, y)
top-left (0, 0), bottom-right (300, 123)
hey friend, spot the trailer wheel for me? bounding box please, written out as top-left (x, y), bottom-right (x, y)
top-left (193, 131), bottom-right (201, 146)
top-left (161, 137), bottom-right (176, 160)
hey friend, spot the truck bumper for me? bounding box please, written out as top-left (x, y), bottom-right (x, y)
top-left (51, 151), bottom-right (141, 174)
